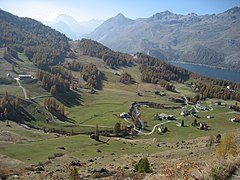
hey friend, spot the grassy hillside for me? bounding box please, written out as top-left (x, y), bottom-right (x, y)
top-left (0, 31), bottom-right (239, 179)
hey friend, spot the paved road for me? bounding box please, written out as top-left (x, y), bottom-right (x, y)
top-left (123, 118), bottom-right (180, 135)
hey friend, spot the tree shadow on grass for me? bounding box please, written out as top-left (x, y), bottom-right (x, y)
top-left (54, 90), bottom-right (82, 108)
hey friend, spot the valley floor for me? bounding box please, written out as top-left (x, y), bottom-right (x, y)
top-left (0, 46), bottom-right (239, 179)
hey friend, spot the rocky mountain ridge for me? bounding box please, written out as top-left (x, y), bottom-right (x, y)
top-left (84, 7), bottom-right (240, 71)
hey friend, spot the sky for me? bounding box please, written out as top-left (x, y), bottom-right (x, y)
top-left (1, 0), bottom-right (240, 22)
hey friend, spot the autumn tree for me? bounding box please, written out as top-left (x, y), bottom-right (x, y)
top-left (50, 85), bottom-right (57, 95)
top-left (27, 91), bottom-right (31, 99)
top-left (130, 127), bottom-right (135, 136)
top-left (58, 104), bottom-right (65, 116)
top-left (119, 72), bottom-right (134, 84)
top-left (5, 91), bottom-right (8, 101)
top-left (13, 95), bottom-right (20, 110)
top-left (68, 167), bottom-right (80, 180)
top-left (215, 133), bottom-right (238, 159)
top-left (4, 108), bottom-right (8, 120)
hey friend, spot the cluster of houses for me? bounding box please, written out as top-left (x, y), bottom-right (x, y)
top-left (195, 103), bottom-right (210, 111)
top-left (153, 113), bottom-right (175, 120)
top-left (180, 108), bottom-right (197, 116)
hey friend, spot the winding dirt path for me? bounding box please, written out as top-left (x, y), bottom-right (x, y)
top-left (15, 78), bottom-right (28, 99)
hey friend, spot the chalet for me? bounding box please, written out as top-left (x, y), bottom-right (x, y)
top-left (158, 125), bottom-right (168, 133)
top-left (194, 88), bottom-right (199, 92)
top-left (159, 113), bottom-right (175, 120)
top-left (180, 110), bottom-right (190, 116)
top-left (114, 72), bottom-right (120, 76)
top-left (153, 115), bottom-right (162, 120)
top-left (137, 92), bottom-right (142, 96)
top-left (168, 115), bottom-right (175, 120)
top-left (199, 122), bottom-right (208, 130)
top-left (230, 117), bottom-right (240, 123)
top-left (196, 104), bottom-right (209, 111)
top-left (119, 112), bottom-right (130, 118)
top-left (214, 101), bottom-right (226, 106)
top-left (159, 92), bottom-right (166, 96)
top-left (18, 74), bottom-right (32, 80)
top-left (207, 115), bottom-right (214, 119)
top-left (159, 113), bottom-right (168, 119)
top-left (180, 109), bottom-right (196, 116)
top-left (90, 89), bottom-right (97, 94)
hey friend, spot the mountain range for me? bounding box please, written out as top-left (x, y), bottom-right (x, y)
top-left (84, 7), bottom-right (240, 71)
top-left (42, 14), bottom-right (103, 40)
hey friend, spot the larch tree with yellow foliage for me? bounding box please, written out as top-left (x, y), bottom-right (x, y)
top-left (215, 133), bottom-right (238, 159)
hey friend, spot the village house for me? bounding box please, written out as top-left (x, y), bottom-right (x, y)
top-left (207, 115), bottom-right (214, 119)
top-left (158, 125), bottom-right (168, 133)
top-left (119, 112), bottom-right (130, 118)
top-left (230, 117), bottom-right (240, 123)
top-left (213, 101), bottom-right (226, 106)
top-left (159, 113), bottom-right (175, 120)
top-left (153, 114), bottom-right (162, 120)
top-left (180, 108), bottom-right (196, 116)
top-left (159, 92), bottom-right (165, 96)
top-left (180, 110), bottom-right (190, 116)
top-left (196, 104), bottom-right (209, 111)
top-left (18, 74), bottom-right (32, 80)
top-left (199, 122), bottom-right (208, 130)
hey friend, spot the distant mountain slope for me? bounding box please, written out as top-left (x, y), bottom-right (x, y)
top-left (76, 38), bottom-right (133, 68)
top-left (84, 7), bottom-right (240, 71)
top-left (0, 9), bottom-right (70, 69)
top-left (43, 14), bottom-right (103, 40)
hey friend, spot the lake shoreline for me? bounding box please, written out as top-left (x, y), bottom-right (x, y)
top-left (169, 61), bottom-right (240, 73)
top-left (169, 61), bottom-right (240, 83)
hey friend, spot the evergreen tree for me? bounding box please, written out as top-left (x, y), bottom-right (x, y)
top-left (181, 120), bottom-right (184, 127)
top-left (114, 122), bottom-right (121, 135)
top-left (94, 124), bottom-right (100, 141)
top-left (135, 157), bottom-right (152, 173)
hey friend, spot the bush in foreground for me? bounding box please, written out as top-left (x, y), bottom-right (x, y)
top-left (135, 157), bottom-right (152, 173)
